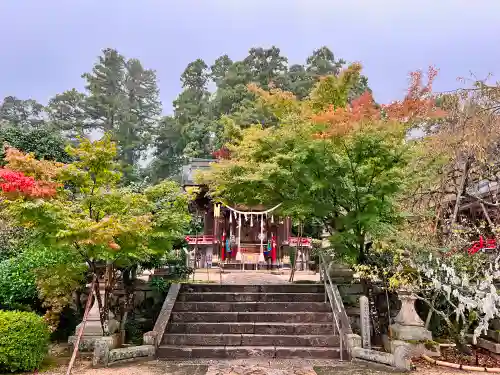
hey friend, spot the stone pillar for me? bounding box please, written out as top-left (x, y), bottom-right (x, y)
top-left (69, 286), bottom-right (120, 351)
top-left (390, 290), bottom-right (431, 341)
top-left (360, 295), bottom-right (371, 349)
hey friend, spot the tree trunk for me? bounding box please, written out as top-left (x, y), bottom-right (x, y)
top-left (450, 159), bottom-right (470, 230)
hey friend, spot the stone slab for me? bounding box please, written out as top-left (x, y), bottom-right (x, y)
top-left (108, 345), bottom-right (155, 364)
top-left (486, 329), bottom-right (500, 343)
top-left (183, 283), bottom-right (325, 294)
top-left (237, 312), bottom-right (333, 323)
top-left (167, 322), bottom-right (255, 334)
top-left (477, 337), bottom-right (500, 354)
top-left (178, 292), bottom-right (324, 303)
top-left (164, 333), bottom-right (243, 346)
top-left (225, 346), bottom-right (276, 358)
top-left (173, 302), bottom-right (330, 313)
top-left (157, 345), bottom-right (342, 359)
top-left (171, 312), bottom-right (240, 323)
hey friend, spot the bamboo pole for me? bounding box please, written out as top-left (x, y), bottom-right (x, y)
top-left (66, 276), bottom-right (96, 375)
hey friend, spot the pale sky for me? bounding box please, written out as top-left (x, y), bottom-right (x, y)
top-left (0, 0), bottom-right (498, 113)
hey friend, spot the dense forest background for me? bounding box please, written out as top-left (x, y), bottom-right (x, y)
top-left (0, 46), bottom-right (370, 184)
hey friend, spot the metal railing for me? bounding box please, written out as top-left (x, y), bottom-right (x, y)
top-left (319, 253), bottom-right (354, 361)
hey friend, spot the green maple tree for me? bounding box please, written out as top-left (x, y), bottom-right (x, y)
top-left (4, 135), bottom-right (191, 333)
top-left (203, 65), bottom-right (441, 264)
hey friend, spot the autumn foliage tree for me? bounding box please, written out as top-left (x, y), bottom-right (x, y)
top-left (2, 135), bottom-right (191, 332)
top-left (203, 64), bottom-right (443, 264)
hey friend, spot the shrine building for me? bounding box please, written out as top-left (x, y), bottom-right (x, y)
top-left (181, 158), bottom-right (313, 270)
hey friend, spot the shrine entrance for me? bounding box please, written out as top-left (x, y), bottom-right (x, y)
top-left (185, 202), bottom-right (314, 272)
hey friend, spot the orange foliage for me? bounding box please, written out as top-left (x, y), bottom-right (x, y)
top-left (108, 241), bottom-right (121, 250)
top-left (0, 146), bottom-right (62, 199)
top-left (383, 66), bottom-right (446, 121)
top-left (312, 92), bottom-right (381, 137)
top-left (312, 66), bottom-right (446, 138)
top-left (3, 146), bottom-right (63, 181)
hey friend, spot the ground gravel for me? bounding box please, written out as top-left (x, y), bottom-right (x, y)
top-left (42, 358), bottom-right (474, 375)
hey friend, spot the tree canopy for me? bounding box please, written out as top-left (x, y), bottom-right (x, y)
top-left (202, 65), bottom-right (441, 264)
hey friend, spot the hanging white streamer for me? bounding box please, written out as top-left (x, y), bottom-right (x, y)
top-left (221, 203), bottom-right (282, 216)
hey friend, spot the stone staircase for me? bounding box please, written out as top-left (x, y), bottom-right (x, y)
top-left (158, 283), bottom-right (343, 359)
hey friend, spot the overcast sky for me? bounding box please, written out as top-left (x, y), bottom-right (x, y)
top-left (0, 0), bottom-right (499, 114)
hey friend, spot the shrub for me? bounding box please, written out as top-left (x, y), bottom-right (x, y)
top-left (0, 310), bottom-right (50, 372)
top-left (0, 244), bottom-right (85, 310)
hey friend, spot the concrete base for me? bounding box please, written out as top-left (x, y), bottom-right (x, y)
top-left (383, 335), bottom-right (440, 358)
top-left (390, 323), bottom-right (432, 341)
top-left (69, 333), bottom-right (120, 352)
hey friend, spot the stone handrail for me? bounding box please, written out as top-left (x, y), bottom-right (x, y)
top-left (143, 283), bottom-right (181, 348)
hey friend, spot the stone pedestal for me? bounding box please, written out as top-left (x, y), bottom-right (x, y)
top-left (68, 288), bottom-right (120, 351)
top-left (386, 290), bottom-right (435, 358)
top-left (390, 291), bottom-right (431, 341)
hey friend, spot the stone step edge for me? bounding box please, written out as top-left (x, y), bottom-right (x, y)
top-left (172, 311), bottom-right (332, 315)
top-left (179, 292), bottom-right (326, 295)
top-left (184, 283), bottom-right (323, 286)
top-left (163, 333), bottom-right (339, 339)
top-left (157, 345), bottom-right (342, 358)
top-left (162, 333), bottom-right (340, 347)
top-left (175, 301), bottom-right (328, 305)
top-left (168, 322), bottom-right (333, 326)
top-left (158, 345), bottom-right (341, 350)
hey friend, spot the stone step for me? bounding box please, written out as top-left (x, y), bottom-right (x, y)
top-left (166, 322), bottom-right (334, 335)
top-left (173, 301), bottom-right (331, 313)
top-left (171, 311), bottom-right (334, 323)
top-left (178, 292), bottom-right (325, 303)
top-left (182, 283), bottom-right (325, 294)
top-left (163, 333), bottom-right (340, 347)
top-left (157, 345), bottom-right (342, 359)
top-left (346, 307), bottom-right (361, 316)
top-left (337, 283), bottom-right (363, 295)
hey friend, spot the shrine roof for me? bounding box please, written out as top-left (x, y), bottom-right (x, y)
top-left (181, 158), bottom-right (216, 187)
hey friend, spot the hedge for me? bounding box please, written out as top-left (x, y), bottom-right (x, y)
top-left (0, 310), bottom-right (50, 372)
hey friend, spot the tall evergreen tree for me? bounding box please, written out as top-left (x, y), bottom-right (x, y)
top-left (0, 96), bottom-right (44, 129)
top-left (82, 48), bottom-right (161, 180)
top-left (46, 89), bottom-right (88, 140)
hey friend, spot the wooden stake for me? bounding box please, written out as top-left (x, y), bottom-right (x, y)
top-left (66, 276), bottom-right (96, 375)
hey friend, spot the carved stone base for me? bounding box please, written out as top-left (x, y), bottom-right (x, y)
top-left (68, 333), bottom-right (120, 352)
top-left (74, 318), bottom-right (119, 337)
top-left (390, 323), bottom-right (432, 341)
top-left (383, 336), bottom-right (440, 358)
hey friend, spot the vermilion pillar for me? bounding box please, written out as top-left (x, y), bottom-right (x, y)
top-left (221, 232), bottom-right (225, 261)
top-left (271, 235), bottom-right (277, 263)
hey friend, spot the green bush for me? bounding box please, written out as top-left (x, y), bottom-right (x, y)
top-left (0, 244), bottom-right (84, 311)
top-left (0, 310), bottom-right (50, 372)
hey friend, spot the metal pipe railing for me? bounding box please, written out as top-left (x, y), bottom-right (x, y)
top-left (319, 253), bottom-right (354, 361)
